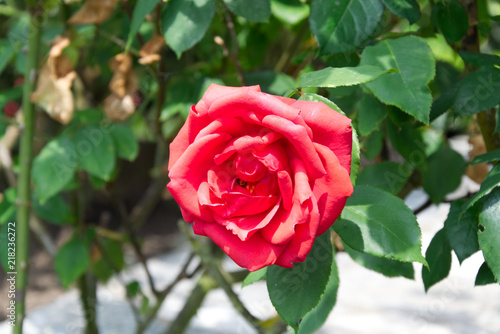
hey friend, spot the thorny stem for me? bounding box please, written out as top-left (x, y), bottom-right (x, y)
top-left (13, 3), bottom-right (42, 332)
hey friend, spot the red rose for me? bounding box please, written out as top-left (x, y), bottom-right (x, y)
top-left (167, 85), bottom-right (353, 271)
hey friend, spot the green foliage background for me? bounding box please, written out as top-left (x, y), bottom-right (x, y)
top-left (0, 0), bottom-right (500, 333)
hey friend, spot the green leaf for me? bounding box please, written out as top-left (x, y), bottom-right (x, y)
top-left (462, 164), bottom-right (500, 212)
top-left (356, 161), bottom-right (411, 195)
top-left (33, 194), bottom-right (75, 225)
top-left (73, 125), bottom-right (116, 180)
top-left (54, 237), bottom-right (90, 288)
top-left (0, 86), bottom-right (23, 110)
top-left (32, 135), bottom-right (77, 202)
top-left (360, 128), bottom-right (383, 160)
top-left (271, 0), bottom-right (309, 25)
top-left (469, 148), bottom-right (500, 165)
top-left (245, 71), bottom-right (296, 96)
top-left (453, 67), bottom-right (500, 116)
top-left (0, 188), bottom-right (17, 224)
top-left (478, 187), bottom-right (500, 282)
top-left (343, 241), bottom-right (414, 279)
top-left (0, 222), bottom-right (12, 271)
top-left (300, 93), bottom-right (360, 186)
top-left (162, 0), bottom-right (216, 58)
top-left (298, 254), bottom-right (339, 334)
top-left (423, 146), bottom-right (466, 204)
top-left (361, 36), bottom-right (435, 124)
top-left (496, 109), bottom-right (500, 134)
top-left (386, 121), bottom-right (423, 165)
top-left (126, 281), bottom-right (141, 297)
top-left (444, 200), bottom-right (481, 264)
top-left (267, 232), bottom-right (333, 332)
top-left (299, 66), bottom-right (397, 89)
top-left (381, 0), bottom-right (420, 24)
top-left (430, 84), bottom-right (458, 122)
top-left (223, 0), bottom-right (270, 22)
top-left (0, 39), bottom-right (15, 76)
top-left (336, 186), bottom-right (426, 265)
top-left (422, 228), bottom-right (452, 292)
top-left (242, 267), bottom-right (267, 288)
top-left (357, 93), bottom-right (387, 135)
top-left (126, 0), bottom-right (160, 51)
top-left (310, 0), bottom-right (384, 55)
top-left (109, 124), bottom-right (139, 161)
top-left (91, 238), bottom-right (125, 282)
top-left (434, 0), bottom-right (469, 44)
top-left (475, 262), bottom-right (498, 286)
top-left (459, 51), bottom-right (500, 68)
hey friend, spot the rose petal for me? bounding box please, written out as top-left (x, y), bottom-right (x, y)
top-left (261, 157), bottom-right (314, 245)
top-left (234, 152), bottom-right (268, 182)
top-left (198, 221), bottom-right (285, 271)
top-left (275, 197), bottom-right (320, 267)
top-left (292, 100), bottom-right (352, 173)
top-left (261, 114), bottom-right (325, 179)
top-left (168, 133), bottom-right (232, 223)
top-left (313, 143), bottom-right (353, 235)
top-left (214, 202), bottom-right (280, 241)
top-left (197, 84), bottom-right (261, 112)
top-left (216, 192), bottom-right (278, 218)
top-left (277, 170), bottom-right (293, 210)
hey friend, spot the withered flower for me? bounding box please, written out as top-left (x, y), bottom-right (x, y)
top-left (138, 35), bottom-right (165, 65)
top-left (68, 0), bottom-right (118, 25)
top-left (104, 53), bottom-right (138, 121)
top-left (31, 37), bottom-right (76, 125)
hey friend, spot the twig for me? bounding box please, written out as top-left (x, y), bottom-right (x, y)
top-left (136, 252), bottom-right (197, 334)
top-left (219, 7), bottom-right (246, 86)
top-left (165, 270), bottom-right (218, 334)
top-left (13, 2), bottom-right (42, 332)
top-left (274, 21), bottom-right (308, 74)
top-left (113, 198), bottom-right (160, 296)
top-left (94, 232), bottom-right (141, 323)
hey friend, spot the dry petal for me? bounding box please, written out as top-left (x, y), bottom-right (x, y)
top-left (103, 94), bottom-right (135, 121)
top-left (138, 35), bottom-right (165, 65)
top-left (68, 0), bottom-right (118, 25)
top-left (108, 53), bottom-right (137, 98)
top-left (31, 66), bottom-right (76, 124)
top-left (103, 53), bottom-right (137, 121)
top-left (31, 37), bottom-right (76, 124)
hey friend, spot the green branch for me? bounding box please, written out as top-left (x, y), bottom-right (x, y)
top-left (14, 4), bottom-right (42, 333)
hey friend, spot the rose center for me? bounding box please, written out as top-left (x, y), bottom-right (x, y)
top-left (235, 178), bottom-right (256, 193)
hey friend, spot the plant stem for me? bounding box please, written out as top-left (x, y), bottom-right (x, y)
top-left (460, 0), bottom-right (500, 152)
top-left (165, 270), bottom-right (218, 334)
top-left (136, 252), bottom-right (197, 334)
top-left (178, 222), bottom-right (267, 334)
top-left (78, 272), bottom-right (99, 334)
top-left (14, 3), bottom-right (42, 332)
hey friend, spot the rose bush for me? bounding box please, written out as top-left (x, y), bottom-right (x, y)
top-left (167, 84), bottom-right (353, 271)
